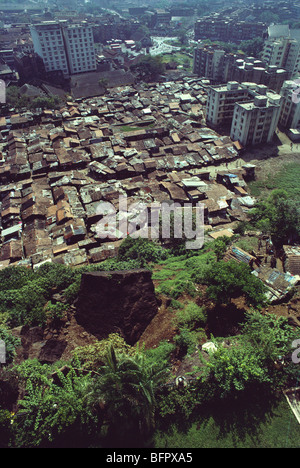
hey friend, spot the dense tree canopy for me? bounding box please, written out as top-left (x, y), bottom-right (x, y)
top-left (250, 189), bottom-right (300, 247)
top-left (202, 260), bottom-right (267, 307)
top-left (130, 55), bottom-right (165, 82)
top-left (6, 86), bottom-right (63, 111)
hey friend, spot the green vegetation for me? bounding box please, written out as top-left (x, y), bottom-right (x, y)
top-left (0, 327), bottom-right (20, 364)
top-left (0, 216), bottom-right (299, 447)
top-left (249, 189), bottom-right (300, 248)
top-left (155, 397), bottom-right (300, 448)
top-left (249, 162), bottom-right (300, 200)
top-left (199, 37), bottom-right (264, 57)
top-left (130, 55), bottom-right (166, 82)
top-left (202, 260), bottom-right (267, 307)
top-left (1, 303), bottom-right (297, 448)
top-left (0, 263), bottom-right (76, 327)
top-left (0, 258), bottom-right (143, 328)
top-left (242, 163), bottom-right (300, 248)
top-left (152, 249), bottom-right (214, 299)
top-left (6, 86), bottom-right (63, 111)
top-left (117, 237), bottom-right (168, 264)
top-left (73, 333), bottom-right (137, 371)
top-left (159, 52), bottom-right (193, 72)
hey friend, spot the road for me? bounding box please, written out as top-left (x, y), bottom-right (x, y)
top-left (149, 37), bottom-right (181, 56)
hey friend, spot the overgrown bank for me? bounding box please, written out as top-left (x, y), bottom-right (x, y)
top-left (0, 222), bottom-right (299, 447)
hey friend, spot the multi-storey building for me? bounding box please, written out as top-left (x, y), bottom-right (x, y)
top-left (30, 21), bottom-right (96, 78)
top-left (232, 60), bottom-right (289, 93)
top-left (206, 81), bottom-right (282, 146)
top-left (194, 17), bottom-right (267, 43)
top-left (193, 45), bottom-right (289, 92)
top-left (230, 88), bottom-right (282, 146)
top-left (261, 37), bottom-right (300, 78)
top-left (0, 49), bottom-right (14, 67)
top-left (193, 46), bottom-right (226, 83)
top-left (261, 24), bottom-right (300, 78)
top-left (206, 81), bottom-right (251, 127)
top-left (63, 23), bottom-right (96, 75)
top-left (279, 80), bottom-right (300, 129)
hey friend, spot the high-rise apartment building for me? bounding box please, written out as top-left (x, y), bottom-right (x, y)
top-left (279, 80), bottom-right (300, 129)
top-left (193, 45), bottom-right (288, 92)
top-left (206, 81), bottom-right (282, 146)
top-left (260, 24), bottom-right (300, 78)
top-left (206, 81), bottom-right (251, 127)
top-left (30, 21), bottom-right (96, 77)
top-left (230, 89), bottom-right (282, 146)
top-left (193, 46), bottom-right (226, 83)
top-left (194, 17), bottom-right (266, 42)
top-left (261, 37), bottom-right (300, 78)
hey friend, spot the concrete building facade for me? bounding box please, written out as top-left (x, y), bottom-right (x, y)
top-left (206, 81), bottom-right (251, 127)
top-left (206, 81), bottom-right (282, 146)
top-left (230, 90), bottom-right (282, 146)
top-left (279, 79), bottom-right (300, 129)
top-left (194, 18), bottom-right (266, 43)
top-left (193, 45), bottom-right (289, 92)
top-left (261, 37), bottom-right (300, 78)
top-left (30, 21), bottom-right (96, 77)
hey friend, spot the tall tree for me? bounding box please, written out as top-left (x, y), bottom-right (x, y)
top-left (250, 189), bottom-right (300, 248)
top-left (94, 345), bottom-right (169, 445)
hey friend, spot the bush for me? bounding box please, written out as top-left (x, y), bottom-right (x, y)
top-left (117, 237), bottom-right (168, 264)
top-left (174, 327), bottom-right (199, 356)
top-left (0, 327), bottom-right (20, 364)
top-left (0, 264), bottom-right (77, 327)
top-left (203, 340), bottom-right (270, 398)
top-left (202, 260), bottom-right (267, 307)
top-left (45, 302), bottom-right (68, 322)
top-left (13, 364), bottom-right (98, 448)
top-left (72, 333), bottom-right (136, 371)
top-left (143, 340), bottom-right (175, 368)
top-left (175, 302), bottom-right (207, 329)
top-left (157, 278), bottom-right (196, 299)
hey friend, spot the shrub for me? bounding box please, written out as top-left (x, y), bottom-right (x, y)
top-left (72, 333), bottom-right (136, 371)
top-left (117, 237), bottom-right (168, 263)
top-left (174, 327), bottom-right (199, 356)
top-left (143, 340), bottom-right (175, 368)
top-left (203, 340), bottom-right (270, 398)
top-left (157, 278), bottom-right (196, 299)
top-left (0, 327), bottom-right (20, 364)
top-left (202, 260), bottom-right (267, 307)
top-left (0, 264), bottom-right (78, 327)
top-left (45, 302), bottom-right (68, 322)
top-left (175, 302), bottom-right (207, 329)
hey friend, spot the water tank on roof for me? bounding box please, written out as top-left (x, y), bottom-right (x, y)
top-left (254, 95), bottom-right (268, 107)
top-left (256, 84), bottom-right (267, 95)
top-left (227, 81), bottom-right (239, 90)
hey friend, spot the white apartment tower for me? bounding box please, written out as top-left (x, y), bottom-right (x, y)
top-left (30, 21), bottom-right (96, 77)
top-left (206, 81), bottom-right (251, 127)
top-left (261, 25), bottom-right (300, 78)
top-left (261, 38), bottom-right (300, 78)
top-left (279, 80), bottom-right (300, 129)
top-left (230, 92), bottom-right (282, 146)
top-left (206, 80), bottom-right (282, 146)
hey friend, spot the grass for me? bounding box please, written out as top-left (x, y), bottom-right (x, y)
top-left (249, 162), bottom-right (300, 200)
top-left (155, 396), bottom-right (300, 448)
top-left (159, 52), bottom-right (193, 71)
top-left (152, 250), bottom-right (215, 299)
top-left (234, 236), bottom-right (258, 253)
top-left (117, 123), bottom-right (155, 133)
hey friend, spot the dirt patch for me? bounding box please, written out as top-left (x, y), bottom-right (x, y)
top-left (12, 305), bottom-right (99, 364)
top-left (138, 294), bottom-right (177, 349)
